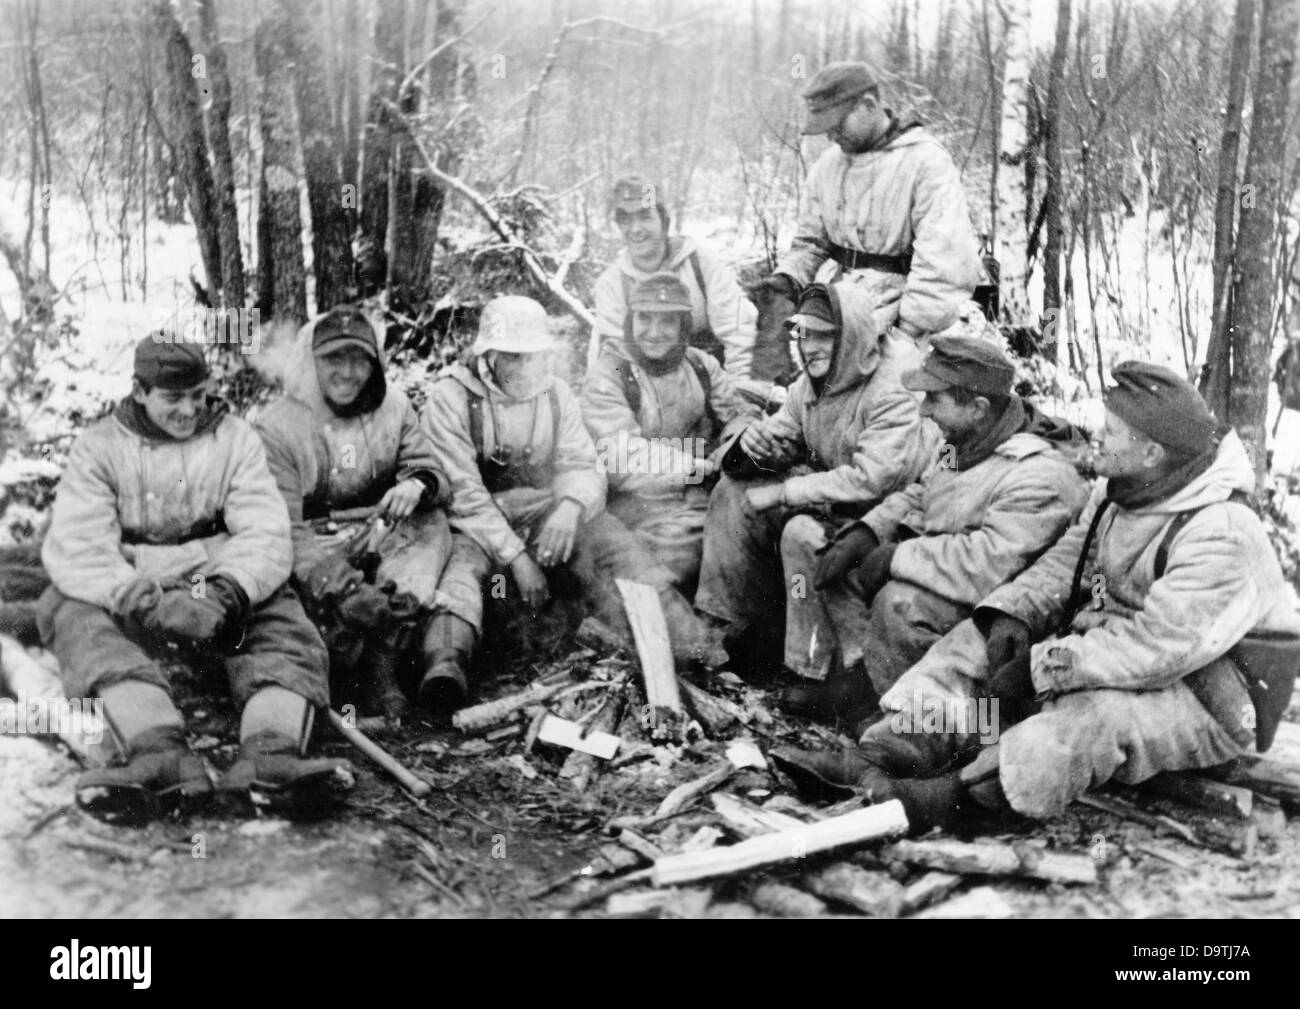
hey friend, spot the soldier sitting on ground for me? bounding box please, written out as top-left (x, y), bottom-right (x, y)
top-left (781, 336), bottom-right (1088, 732)
top-left (255, 305), bottom-right (452, 721)
top-left (418, 295), bottom-right (721, 713)
top-left (38, 337), bottom-right (352, 826)
top-left (581, 273), bottom-right (759, 594)
top-left (774, 362), bottom-right (1300, 836)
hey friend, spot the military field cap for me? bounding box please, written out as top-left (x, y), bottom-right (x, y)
top-left (313, 304), bottom-right (378, 358)
top-left (784, 285), bottom-right (837, 334)
top-left (612, 173), bottom-right (664, 215)
top-left (1104, 360), bottom-right (1219, 456)
top-left (902, 335), bottom-right (1015, 398)
top-left (135, 335), bottom-right (210, 390)
top-left (472, 295), bottom-right (555, 355)
top-left (802, 61), bottom-right (879, 135)
top-left (630, 273), bottom-right (692, 314)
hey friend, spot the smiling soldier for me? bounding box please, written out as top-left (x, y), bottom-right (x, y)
top-left (38, 336), bottom-right (352, 825)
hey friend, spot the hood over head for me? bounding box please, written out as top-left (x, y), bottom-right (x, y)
top-left (284, 313), bottom-right (388, 419)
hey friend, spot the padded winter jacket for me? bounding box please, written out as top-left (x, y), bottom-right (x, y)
top-left (580, 338), bottom-right (757, 499)
top-left (255, 320), bottom-right (448, 582)
top-left (421, 357), bottom-right (605, 568)
top-left (593, 236), bottom-right (759, 380)
top-left (980, 430), bottom-right (1300, 694)
top-left (775, 123), bottom-right (982, 335)
top-left (859, 413), bottom-right (1090, 607)
top-left (737, 282), bottom-right (938, 513)
top-left (42, 400), bottom-right (291, 612)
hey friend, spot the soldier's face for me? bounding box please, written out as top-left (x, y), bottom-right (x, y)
top-left (1093, 409), bottom-right (1163, 478)
top-left (828, 96), bottom-right (889, 153)
top-left (488, 350), bottom-right (549, 399)
top-left (616, 208), bottom-right (667, 264)
top-left (316, 347), bottom-right (374, 407)
top-left (631, 310), bottom-right (687, 361)
top-left (919, 388), bottom-right (985, 444)
top-left (796, 328), bottom-right (836, 379)
top-left (133, 380), bottom-right (207, 440)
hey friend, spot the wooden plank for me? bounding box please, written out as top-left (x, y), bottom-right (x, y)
top-left (656, 763), bottom-right (735, 817)
top-left (900, 872), bottom-right (963, 915)
top-left (710, 792), bottom-right (806, 839)
top-left (804, 862), bottom-right (905, 917)
top-left (751, 882), bottom-right (828, 918)
top-left (1141, 772), bottom-right (1252, 819)
top-left (535, 714), bottom-right (620, 759)
top-left (1250, 796), bottom-right (1286, 839)
top-left (615, 579), bottom-right (682, 722)
top-left (913, 886), bottom-right (1015, 919)
top-left (606, 887), bottom-right (712, 917)
top-left (1205, 757), bottom-right (1300, 814)
top-left (882, 838), bottom-right (1097, 886)
top-left (1112, 787), bottom-right (1259, 859)
top-left (560, 688), bottom-right (626, 792)
top-left (451, 679), bottom-right (569, 733)
top-left (651, 801), bottom-right (910, 887)
top-left (678, 677), bottom-right (745, 734)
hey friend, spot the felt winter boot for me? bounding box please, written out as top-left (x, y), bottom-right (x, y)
top-left (75, 725), bottom-right (212, 827)
top-left (217, 687), bottom-right (354, 819)
top-left (417, 613), bottom-right (476, 714)
top-left (778, 658), bottom-right (879, 732)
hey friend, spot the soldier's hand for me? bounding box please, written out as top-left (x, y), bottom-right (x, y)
top-left (534, 499), bottom-right (582, 567)
top-left (814, 524), bottom-right (880, 589)
top-left (745, 482), bottom-right (785, 512)
top-left (984, 614), bottom-right (1032, 672)
top-left (510, 553), bottom-right (550, 610)
top-left (145, 590), bottom-right (228, 644)
top-left (855, 543), bottom-right (898, 605)
top-left (378, 478), bottom-right (425, 521)
top-left (739, 423), bottom-right (778, 462)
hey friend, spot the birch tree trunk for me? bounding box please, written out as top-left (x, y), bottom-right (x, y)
top-left (995, 0), bottom-right (1035, 326)
top-left (1042, 0), bottom-right (1071, 362)
top-left (196, 0), bottom-right (247, 310)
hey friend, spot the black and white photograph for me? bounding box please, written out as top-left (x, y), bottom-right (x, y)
top-left (0, 0), bottom-right (1297, 945)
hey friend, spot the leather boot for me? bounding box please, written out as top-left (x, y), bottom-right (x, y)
top-left (855, 718), bottom-right (967, 777)
top-left (359, 638), bottom-right (410, 722)
top-left (217, 731), bottom-right (355, 819)
top-left (778, 658), bottom-right (879, 731)
top-left (417, 613), bottom-right (476, 714)
top-left (76, 725), bottom-right (212, 827)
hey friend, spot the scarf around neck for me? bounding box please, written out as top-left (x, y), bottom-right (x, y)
top-left (955, 396), bottom-right (1026, 470)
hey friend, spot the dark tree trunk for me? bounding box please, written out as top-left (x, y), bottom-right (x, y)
top-left (1041, 0), bottom-right (1072, 358)
top-left (152, 1), bottom-right (222, 298)
top-left (196, 0), bottom-right (247, 310)
top-left (1201, 0), bottom-right (1256, 417)
top-left (357, 0), bottom-right (403, 298)
top-left (255, 11), bottom-right (307, 325)
top-left (339, 0), bottom-right (362, 234)
top-left (1229, 0), bottom-right (1298, 487)
top-left (284, 0), bottom-right (355, 312)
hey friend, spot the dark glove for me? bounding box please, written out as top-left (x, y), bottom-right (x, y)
top-left (303, 553), bottom-right (363, 606)
top-left (855, 543), bottom-right (898, 606)
top-left (205, 575), bottom-right (250, 627)
top-left (988, 654), bottom-right (1034, 702)
top-left (335, 583), bottom-right (393, 631)
top-left (144, 589), bottom-right (228, 644)
top-left (984, 614), bottom-right (1032, 672)
top-left (814, 523), bottom-right (880, 589)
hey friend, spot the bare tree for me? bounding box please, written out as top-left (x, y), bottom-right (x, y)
top-left (255, 8), bottom-right (307, 325)
top-left (1201, 0), bottom-right (1256, 416)
top-left (1228, 0), bottom-right (1299, 486)
top-left (196, 0), bottom-right (247, 310)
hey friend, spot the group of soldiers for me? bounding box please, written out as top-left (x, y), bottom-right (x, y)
top-left (35, 61), bottom-right (1300, 836)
